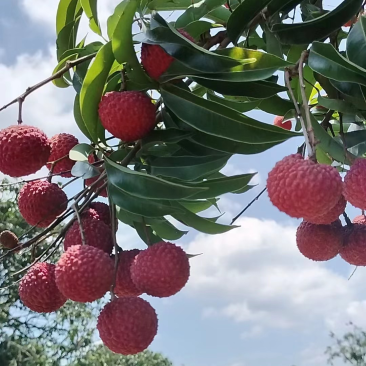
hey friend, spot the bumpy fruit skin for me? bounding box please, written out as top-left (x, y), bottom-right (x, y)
top-left (19, 263), bottom-right (67, 313)
top-left (47, 133), bottom-right (79, 178)
top-left (273, 116), bottom-right (292, 131)
top-left (0, 125), bottom-right (50, 177)
top-left (296, 220), bottom-right (343, 261)
top-left (141, 29), bottom-right (195, 80)
top-left (97, 297), bottom-right (158, 355)
top-left (267, 154), bottom-right (343, 220)
top-left (98, 91), bottom-right (156, 142)
top-left (18, 180), bottom-right (67, 228)
top-left (353, 215), bottom-right (366, 224)
top-left (0, 230), bottom-right (18, 250)
top-left (89, 202), bottom-right (113, 227)
top-left (55, 245), bottom-right (114, 302)
top-left (304, 195), bottom-right (347, 225)
top-left (340, 224), bottom-right (366, 265)
top-left (63, 217), bottom-right (113, 254)
top-left (131, 241), bottom-right (190, 298)
top-left (114, 250), bottom-right (142, 297)
top-left (344, 159), bottom-right (366, 209)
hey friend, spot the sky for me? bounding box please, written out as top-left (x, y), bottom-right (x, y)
top-left (0, 1), bottom-right (363, 366)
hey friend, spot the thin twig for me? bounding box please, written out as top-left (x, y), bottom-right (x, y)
top-left (142, 217), bottom-right (152, 246)
top-left (109, 201), bottom-right (119, 300)
top-left (343, 211), bottom-right (352, 227)
top-left (348, 266), bottom-right (358, 280)
top-left (203, 31), bottom-right (227, 49)
top-left (72, 203), bottom-right (86, 246)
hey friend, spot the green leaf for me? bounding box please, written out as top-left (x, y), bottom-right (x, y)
top-left (347, 16), bottom-right (366, 70)
top-left (308, 42), bottom-right (366, 87)
top-left (69, 143), bottom-right (94, 161)
top-left (80, 0), bottom-right (101, 36)
top-left (338, 130), bottom-right (366, 152)
top-left (150, 219), bottom-right (188, 240)
top-left (141, 129), bottom-right (193, 146)
top-left (134, 221), bottom-right (163, 244)
top-left (227, 0), bottom-right (272, 44)
top-left (56, 17), bottom-right (82, 61)
top-left (52, 53), bottom-right (77, 88)
top-left (263, 24), bottom-right (283, 58)
top-left (271, 0), bottom-right (363, 45)
top-left (267, 0), bottom-right (302, 14)
top-left (207, 91), bottom-right (261, 112)
top-left (79, 42), bottom-right (115, 142)
top-left (318, 95), bottom-right (360, 115)
top-left (183, 20), bottom-right (216, 39)
top-left (73, 95), bottom-right (92, 140)
top-left (116, 206), bottom-right (164, 226)
top-left (71, 161), bottom-right (99, 178)
top-left (258, 95), bottom-right (294, 115)
top-left (105, 158), bottom-right (207, 200)
top-left (180, 198), bottom-right (218, 213)
top-left (56, 0), bottom-right (81, 34)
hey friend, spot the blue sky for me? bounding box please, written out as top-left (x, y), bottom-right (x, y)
top-left (0, 1), bottom-right (362, 366)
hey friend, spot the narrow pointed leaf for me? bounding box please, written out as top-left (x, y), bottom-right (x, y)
top-left (80, 0), bottom-right (101, 35)
top-left (134, 221), bottom-right (163, 245)
top-left (73, 95), bottom-right (92, 140)
top-left (150, 219), bottom-right (188, 240)
top-left (347, 16), bottom-right (366, 70)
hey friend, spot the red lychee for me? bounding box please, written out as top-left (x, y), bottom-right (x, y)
top-left (0, 125), bottom-right (50, 177)
top-left (303, 195), bottom-right (347, 225)
top-left (97, 297), bottom-right (158, 355)
top-left (267, 154), bottom-right (343, 220)
top-left (296, 220), bottom-right (343, 261)
top-left (352, 215), bottom-right (366, 224)
top-left (63, 217), bottom-right (113, 254)
top-left (89, 202), bottom-right (115, 228)
top-left (344, 16), bottom-right (357, 27)
top-left (19, 262), bottom-right (67, 313)
top-left (340, 224), bottom-right (366, 265)
top-left (273, 116), bottom-right (292, 131)
top-left (114, 249), bottom-right (142, 297)
top-left (18, 180), bottom-right (67, 227)
top-left (131, 241), bottom-right (190, 298)
top-left (55, 245), bottom-right (113, 303)
top-left (344, 158), bottom-right (366, 209)
top-left (98, 91), bottom-right (156, 142)
top-left (47, 133), bottom-right (79, 178)
top-left (0, 230), bottom-right (18, 250)
top-left (141, 29), bottom-right (195, 80)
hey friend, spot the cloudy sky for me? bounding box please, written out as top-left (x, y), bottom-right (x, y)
top-left (0, 1), bottom-right (361, 366)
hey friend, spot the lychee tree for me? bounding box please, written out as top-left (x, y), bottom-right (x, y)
top-left (1, 0), bottom-right (366, 357)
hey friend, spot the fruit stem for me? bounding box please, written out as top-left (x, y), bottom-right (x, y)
top-left (72, 203), bottom-right (86, 246)
top-left (343, 212), bottom-right (353, 227)
top-left (108, 201), bottom-right (119, 300)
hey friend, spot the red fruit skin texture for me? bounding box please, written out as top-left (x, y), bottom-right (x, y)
top-left (85, 170), bottom-right (108, 197)
top-left (141, 29), bottom-right (195, 80)
top-left (267, 154), bottom-right (343, 220)
top-left (273, 116), bottom-right (292, 131)
top-left (98, 91), bottom-right (156, 142)
top-left (18, 180), bottom-right (68, 228)
top-left (55, 245), bottom-right (114, 303)
top-left (303, 195), bottom-right (347, 225)
top-left (47, 133), bottom-right (79, 178)
top-left (340, 224), bottom-right (366, 266)
top-left (89, 202), bottom-right (112, 227)
top-left (0, 230), bottom-right (19, 249)
top-left (97, 297), bottom-right (158, 355)
top-left (0, 125), bottom-right (51, 177)
top-left (63, 217), bottom-right (113, 254)
top-left (114, 249), bottom-right (142, 297)
top-left (131, 241), bottom-right (190, 298)
top-left (19, 263), bottom-right (67, 313)
top-left (344, 159), bottom-right (366, 210)
top-left (296, 220), bottom-right (343, 261)
top-left (353, 215), bottom-right (366, 224)
top-left (81, 208), bottom-right (100, 221)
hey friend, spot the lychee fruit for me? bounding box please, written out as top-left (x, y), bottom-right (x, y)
top-left (131, 241), bottom-right (190, 298)
top-left (98, 91), bottom-right (156, 142)
top-left (273, 116), bottom-right (292, 130)
top-left (19, 262), bottom-right (67, 313)
top-left (55, 245), bottom-right (114, 302)
top-left (89, 202), bottom-right (116, 228)
top-left (0, 125), bottom-right (50, 177)
top-left (303, 195), bottom-right (347, 225)
top-left (352, 215), bottom-right (366, 224)
top-left (18, 180), bottom-right (68, 228)
top-left (114, 249), bottom-right (142, 297)
top-left (0, 230), bottom-right (18, 250)
top-left (85, 169), bottom-right (108, 197)
top-left (296, 220), bottom-right (343, 261)
top-left (267, 154), bottom-right (343, 220)
top-left (97, 297), bottom-right (158, 355)
top-left (340, 224), bottom-right (366, 265)
top-left (344, 158), bottom-right (366, 210)
top-left (63, 217), bottom-right (113, 254)
top-left (141, 29), bottom-right (195, 80)
top-left (344, 16), bottom-right (357, 27)
top-left (47, 133), bottom-right (79, 178)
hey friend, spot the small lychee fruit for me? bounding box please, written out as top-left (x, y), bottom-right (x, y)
top-left (89, 202), bottom-right (116, 228)
top-left (18, 180), bottom-right (68, 227)
top-left (267, 154), bottom-right (343, 220)
top-left (344, 158), bottom-right (366, 210)
top-left (344, 16), bottom-right (357, 27)
top-left (340, 224), bottom-right (366, 265)
top-left (114, 249), bottom-right (142, 297)
top-left (0, 230), bottom-right (19, 250)
top-left (296, 220), bottom-right (343, 261)
top-left (303, 195), bottom-right (347, 225)
top-left (141, 29), bottom-right (195, 80)
top-left (131, 241), bottom-right (190, 298)
top-left (97, 297), bottom-right (158, 355)
top-left (85, 170), bottom-right (108, 197)
top-left (0, 125), bottom-right (50, 177)
top-left (273, 116), bottom-right (292, 130)
top-left (19, 262), bottom-right (67, 313)
top-left (55, 245), bottom-right (113, 302)
top-left (98, 91), bottom-right (156, 142)
top-left (63, 217), bottom-right (113, 254)
top-left (352, 215), bottom-right (366, 224)
top-left (47, 133), bottom-right (79, 178)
